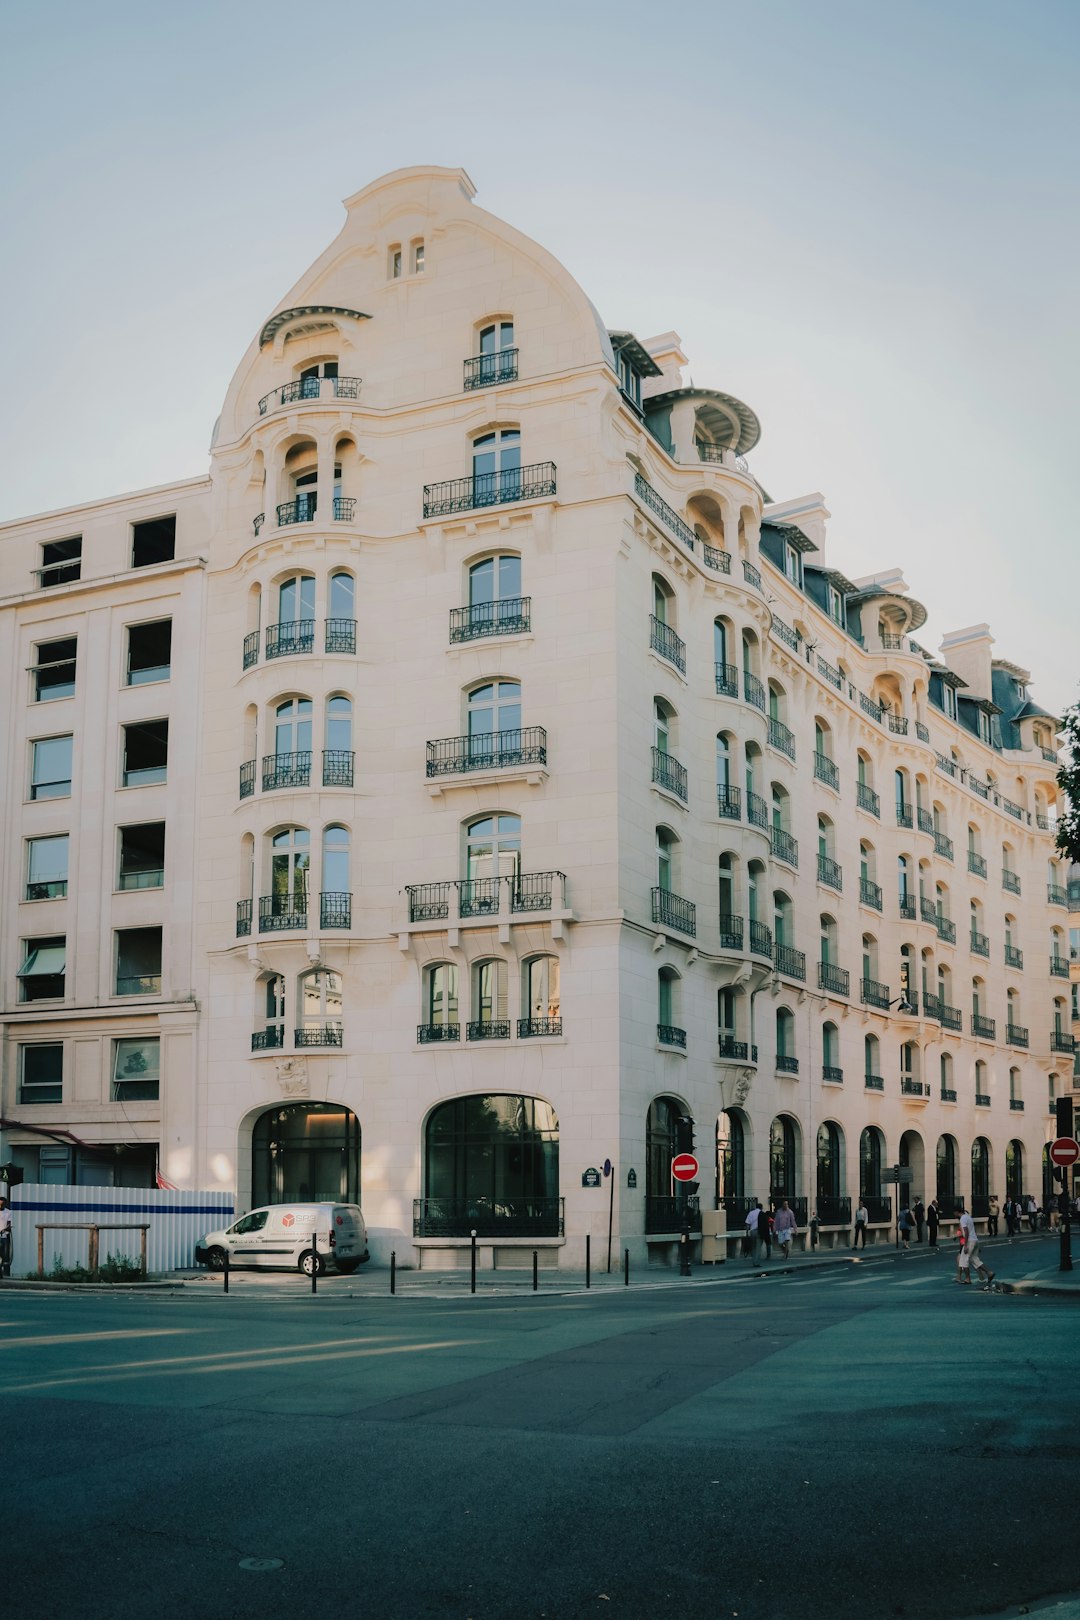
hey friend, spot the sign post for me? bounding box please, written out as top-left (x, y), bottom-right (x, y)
top-left (1049, 1136), bottom-right (1078, 1273)
top-left (603, 1159), bottom-right (614, 1274)
top-left (882, 1165), bottom-right (913, 1248)
top-left (671, 1154), bottom-right (698, 1278)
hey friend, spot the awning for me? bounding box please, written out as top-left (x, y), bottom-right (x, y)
top-left (259, 305), bottom-right (371, 347)
top-left (18, 945), bottom-right (65, 977)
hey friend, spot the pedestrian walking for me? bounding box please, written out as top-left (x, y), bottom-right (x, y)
top-left (757, 1201), bottom-right (773, 1261)
top-left (957, 1208), bottom-right (995, 1289)
top-left (927, 1198), bottom-right (940, 1247)
top-left (913, 1198), bottom-right (926, 1243)
top-left (774, 1199), bottom-right (798, 1259)
top-left (744, 1201), bottom-right (761, 1266)
top-left (0, 1196), bottom-right (11, 1278)
top-left (898, 1205), bottom-right (915, 1250)
top-left (987, 1195), bottom-right (999, 1238)
top-left (1025, 1195), bottom-right (1038, 1234)
top-left (852, 1199), bottom-right (869, 1249)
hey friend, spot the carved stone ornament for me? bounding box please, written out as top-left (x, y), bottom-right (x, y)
top-left (274, 1056), bottom-right (310, 1097)
top-left (718, 1068), bottom-right (754, 1111)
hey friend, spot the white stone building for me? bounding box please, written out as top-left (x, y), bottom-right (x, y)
top-left (0, 165), bottom-right (1072, 1267)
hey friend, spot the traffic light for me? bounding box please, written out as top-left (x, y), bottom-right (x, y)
top-left (1056, 1098), bottom-right (1074, 1139)
top-left (0, 1164), bottom-right (24, 1188)
top-left (676, 1116), bottom-right (694, 1154)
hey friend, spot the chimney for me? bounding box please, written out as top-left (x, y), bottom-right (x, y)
top-left (939, 624), bottom-right (995, 697)
top-left (640, 332), bottom-right (686, 399)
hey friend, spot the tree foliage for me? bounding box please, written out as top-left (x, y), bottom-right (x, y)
top-left (1055, 701), bottom-right (1080, 864)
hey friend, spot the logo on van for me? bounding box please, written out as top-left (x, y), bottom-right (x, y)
top-left (282, 1213), bottom-right (295, 1227)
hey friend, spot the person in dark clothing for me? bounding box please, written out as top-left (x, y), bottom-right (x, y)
top-left (757, 1203), bottom-right (772, 1261)
top-left (913, 1198), bottom-right (926, 1243)
top-left (987, 1195), bottom-right (999, 1237)
top-left (926, 1198), bottom-right (940, 1247)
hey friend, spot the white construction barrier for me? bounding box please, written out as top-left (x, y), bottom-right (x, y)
top-left (2, 1184), bottom-right (234, 1279)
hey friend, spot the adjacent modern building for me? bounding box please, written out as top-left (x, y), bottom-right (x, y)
top-left (0, 165), bottom-right (1073, 1268)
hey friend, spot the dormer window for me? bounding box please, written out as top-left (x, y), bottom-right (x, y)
top-left (389, 245), bottom-right (402, 279)
top-left (618, 352), bottom-right (641, 407)
top-left (784, 544), bottom-right (803, 587)
top-left (827, 584), bottom-right (845, 625)
top-left (943, 684), bottom-right (957, 720)
top-left (977, 709), bottom-right (990, 744)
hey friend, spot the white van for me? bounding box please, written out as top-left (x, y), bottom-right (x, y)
top-left (195, 1203), bottom-right (369, 1276)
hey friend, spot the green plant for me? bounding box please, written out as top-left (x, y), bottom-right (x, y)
top-left (43, 1250), bottom-right (144, 1283)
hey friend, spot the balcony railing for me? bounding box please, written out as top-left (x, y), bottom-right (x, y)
top-left (823, 1065), bottom-right (844, 1083)
top-left (970, 930), bottom-right (989, 957)
top-left (236, 899), bottom-right (252, 937)
top-left (1009, 1097), bottom-right (1025, 1112)
top-left (968, 851), bottom-right (987, 878)
top-left (935, 752), bottom-right (957, 779)
top-left (936, 915), bottom-right (956, 944)
top-left (701, 542), bottom-right (732, 574)
top-left (325, 618), bottom-right (357, 654)
top-left (426, 727), bottom-right (547, 777)
top-left (450, 597), bottom-right (531, 643)
top-left (518, 1017), bottom-right (562, 1038)
top-left (645, 1195), bottom-right (702, 1235)
top-left (880, 632), bottom-right (905, 651)
top-left (251, 1028), bottom-right (284, 1051)
top-left (658, 1024), bottom-right (687, 1049)
top-left (1000, 795), bottom-right (1024, 821)
top-left (767, 717), bottom-right (795, 759)
top-left (817, 655), bottom-right (842, 691)
top-left (856, 782), bottom-right (880, 817)
top-left (715, 660), bottom-right (738, 697)
top-left (320, 892), bottom-right (351, 929)
top-left (463, 349), bottom-right (519, 389)
top-left (941, 1002), bottom-right (963, 1031)
top-left (859, 692), bottom-right (883, 723)
top-left (771, 616), bottom-right (799, 651)
top-left (294, 1025), bottom-right (344, 1048)
top-left (510, 871), bottom-right (565, 913)
top-left (413, 1196), bottom-right (564, 1239)
top-left (652, 747), bottom-right (688, 802)
top-left (467, 1020), bottom-right (511, 1042)
top-left (813, 752), bottom-right (839, 790)
top-left (719, 914), bottom-right (744, 951)
top-left (417, 1023), bottom-right (460, 1044)
top-left (916, 807), bottom-right (934, 835)
top-left (776, 1054), bottom-right (799, 1074)
top-left (972, 1014), bottom-right (996, 1040)
top-left (940, 1088), bottom-right (957, 1103)
top-left (423, 461), bottom-right (556, 519)
top-left (1002, 869), bottom-right (1021, 894)
top-left (973, 1095), bottom-right (991, 1109)
top-left (863, 1195), bottom-right (893, 1221)
top-left (818, 961), bottom-right (850, 997)
top-left (276, 496), bottom-right (317, 526)
top-left (887, 714), bottom-right (909, 735)
top-left (259, 375), bottom-right (361, 414)
top-left (860, 878), bottom-right (882, 911)
top-left (747, 791), bottom-right (769, 830)
top-left (743, 671), bottom-right (766, 712)
top-left (242, 631), bottom-right (258, 670)
top-left (1048, 884), bottom-right (1067, 906)
top-left (322, 749), bottom-right (354, 787)
top-left (1050, 955), bottom-right (1069, 978)
top-left (896, 804), bottom-right (914, 828)
top-left (651, 615), bottom-right (686, 673)
top-left (742, 559), bottom-right (762, 589)
top-left (901, 1079), bottom-right (926, 1097)
top-left (771, 827), bottom-right (798, 867)
top-left (457, 877), bottom-right (501, 917)
top-left (239, 759), bottom-right (256, 800)
top-left (774, 944), bottom-right (806, 981)
top-left (1004, 944), bottom-right (1023, 969)
top-left (933, 832), bottom-right (954, 861)
top-left (748, 920), bottom-right (773, 957)
top-left (899, 895), bottom-right (916, 920)
top-left (1006, 1023), bottom-right (1029, 1048)
top-left (717, 784), bottom-right (741, 821)
top-left (405, 872), bottom-right (566, 924)
top-left (864, 1074), bottom-right (884, 1091)
top-left (259, 894), bottom-right (307, 933)
top-left (817, 854), bottom-right (842, 890)
top-left (1051, 1032), bottom-right (1075, 1055)
top-left (262, 751), bottom-right (311, 791)
top-left (633, 474), bottom-right (696, 550)
top-left (816, 1197), bottom-right (852, 1225)
top-left (920, 897), bottom-right (938, 925)
top-left (1037, 815), bottom-right (1054, 831)
top-left (652, 887), bottom-right (696, 936)
top-left (915, 721), bottom-right (930, 742)
top-left (861, 977), bottom-right (891, 1009)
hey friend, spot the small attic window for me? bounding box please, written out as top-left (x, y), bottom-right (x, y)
top-left (618, 353), bottom-right (641, 408)
top-left (784, 544), bottom-right (803, 587)
top-left (412, 240), bottom-right (425, 274)
top-left (132, 515), bottom-right (176, 569)
top-left (389, 245), bottom-right (402, 280)
top-left (827, 584), bottom-right (845, 625)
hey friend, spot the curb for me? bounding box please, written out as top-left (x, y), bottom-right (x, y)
top-left (0, 1279), bottom-right (186, 1293)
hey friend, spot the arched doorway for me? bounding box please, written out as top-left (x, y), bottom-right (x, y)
top-left (816, 1121), bottom-right (844, 1222)
top-left (936, 1134), bottom-right (957, 1213)
top-left (860, 1126), bottom-right (885, 1219)
top-left (899, 1129), bottom-right (924, 1208)
top-left (1006, 1139), bottom-right (1024, 1201)
top-left (421, 1094), bottom-right (560, 1236)
top-left (769, 1114), bottom-right (800, 1211)
top-left (717, 1108), bottom-right (747, 1218)
top-left (252, 1102), bottom-right (360, 1205)
top-left (646, 1096), bottom-right (696, 1232)
top-left (971, 1137), bottom-right (991, 1216)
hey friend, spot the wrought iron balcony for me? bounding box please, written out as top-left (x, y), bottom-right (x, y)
top-left (1051, 1032), bottom-right (1076, 1054)
top-left (517, 1017), bottom-right (562, 1038)
top-left (881, 632), bottom-right (905, 651)
top-left (823, 1065), bottom-right (844, 1083)
top-left (743, 671), bottom-right (766, 712)
top-left (450, 597), bottom-right (531, 644)
top-left (423, 461), bottom-right (556, 519)
top-left (816, 1197), bottom-right (852, 1225)
top-left (652, 887), bottom-right (696, 937)
top-left (817, 655), bottom-right (842, 691)
top-left (901, 1078), bottom-right (926, 1097)
top-left (239, 760), bottom-right (255, 800)
top-left (818, 961), bottom-right (850, 997)
top-left (718, 1036), bottom-right (755, 1062)
top-left (457, 877), bottom-right (501, 917)
top-left (265, 620), bottom-right (315, 660)
top-left (940, 1087), bottom-right (958, 1103)
top-left (253, 513), bottom-right (264, 536)
top-left (251, 1027), bottom-right (284, 1051)
top-left (742, 559), bottom-right (762, 589)
top-left (417, 1023), bottom-right (460, 1044)
top-left (650, 615), bottom-right (686, 673)
top-left (1009, 1097), bottom-right (1025, 1111)
top-left (923, 991), bottom-right (943, 1021)
top-left (717, 783), bottom-right (741, 821)
top-left (320, 892), bottom-right (351, 929)
top-left (332, 497), bottom-right (356, 522)
top-left (747, 791), bottom-right (769, 830)
top-left (467, 1020), bottom-right (511, 1041)
top-left (859, 691), bottom-right (883, 723)
top-left (767, 717), bottom-right (795, 759)
top-left (1002, 869), bottom-right (1021, 894)
top-left (813, 752), bottom-right (839, 790)
top-left (511, 871), bottom-right (565, 913)
top-left (259, 894), bottom-right (307, 933)
top-left (817, 854), bottom-right (842, 890)
top-left (413, 1195), bottom-right (564, 1239)
top-left (633, 474), bottom-right (696, 550)
top-left (1050, 955), bottom-right (1069, 978)
top-left (1048, 883), bottom-right (1067, 906)
top-left (775, 943), bottom-right (806, 980)
top-left (920, 896), bottom-right (937, 925)
top-left (972, 1014), bottom-right (996, 1040)
top-left (860, 878), bottom-right (882, 911)
top-left (236, 899), bottom-right (252, 938)
top-left (658, 1024), bottom-right (687, 1049)
top-left (404, 872), bottom-right (566, 924)
top-left (864, 1073), bottom-right (884, 1091)
top-left (1040, 746), bottom-right (1058, 763)
top-left (970, 930), bottom-right (989, 956)
top-left (276, 496), bottom-right (317, 526)
top-left (771, 827), bottom-right (798, 867)
top-left (242, 631), bottom-right (258, 670)
top-left (719, 914), bottom-right (744, 951)
top-left (933, 831), bottom-right (954, 861)
top-left (748, 919), bottom-right (773, 957)
top-left (295, 1025), bottom-right (343, 1048)
top-left (322, 749), bottom-right (354, 787)
top-left (899, 895), bottom-right (916, 920)
top-left (1000, 795), bottom-right (1024, 822)
top-left (935, 752), bottom-right (958, 779)
top-left (861, 977), bottom-right (891, 1009)
top-left (262, 751), bottom-right (311, 791)
top-left (258, 375), bottom-right (361, 414)
top-left (1006, 1023), bottom-right (1029, 1048)
top-left (1036, 815), bottom-right (1054, 832)
top-left (701, 542), bottom-right (731, 573)
top-left (771, 616), bottom-right (799, 651)
top-left (1004, 944), bottom-right (1023, 969)
top-left (426, 727), bottom-right (547, 777)
top-left (645, 1195), bottom-right (701, 1235)
top-left (940, 1002), bottom-right (963, 1031)
top-left (856, 782), bottom-right (880, 817)
top-left (407, 883), bottom-right (452, 922)
top-left (463, 349), bottom-right (519, 389)
top-left (968, 850), bottom-right (987, 878)
top-left (975, 1093), bottom-right (991, 1107)
top-left (915, 721), bottom-right (930, 742)
top-left (916, 807), bottom-right (934, 835)
top-left (936, 915), bottom-right (956, 944)
top-left (888, 714), bottom-right (909, 735)
top-left (652, 747), bottom-right (688, 802)
top-left (325, 618), bottom-right (357, 654)
top-left (715, 660), bottom-right (739, 697)
top-left (863, 1195), bottom-right (893, 1222)
top-left (776, 1053), bottom-right (799, 1074)
top-left (969, 774), bottom-right (990, 800)
top-left (896, 803), bottom-right (914, 828)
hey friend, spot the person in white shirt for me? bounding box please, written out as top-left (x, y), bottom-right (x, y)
top-left (852, 1201), bottom-right (869, 1250)
top-left (957, 1208), bottom-right (994, 1288)
top-left (0, 1197), bottom-right (12, 1278)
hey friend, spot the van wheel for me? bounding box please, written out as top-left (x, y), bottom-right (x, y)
top-left (206, 1247), bottom-right (227, 1271)
top-left (335, 1260), bottom-right (359, 1275)
top-left (300, 1250), bottom-right (324, 1277)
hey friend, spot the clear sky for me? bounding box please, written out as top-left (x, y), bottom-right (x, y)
top-left (1, 0), bottom-right (1076, 710)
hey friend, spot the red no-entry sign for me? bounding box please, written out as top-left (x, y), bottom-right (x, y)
top-left (1048, 1137), bottom-right (1080, 1168)
top-left (671, 1153), bottom-right (699, 1182)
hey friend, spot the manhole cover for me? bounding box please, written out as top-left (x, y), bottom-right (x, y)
top-left (238, 1557), bottom-right (284, 1572)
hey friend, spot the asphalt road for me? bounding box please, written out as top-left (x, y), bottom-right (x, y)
top-left (1, 1247), bottom-right (1077, 1620)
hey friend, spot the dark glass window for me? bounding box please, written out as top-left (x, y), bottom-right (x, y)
top-left (20, 1043), bottom-right (63, 1103)
top-left (33, 637), bottom-right (77, 701)
top-left (424, 1094), bottom-right (559, 1226)
top-left (118, 823), bottom-right (165, 889)
top-left (131, 515), bottom-right (176, 568)
top-left (252, 1103), bottom-right (360, 1205)
top-left (127, 620), bottom-right (171, 685)
top-left (123, 720), bottom-right (168, 786)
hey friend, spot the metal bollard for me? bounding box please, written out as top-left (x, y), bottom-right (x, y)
top-left (624, 1247), bottom-right (629, 1287)
top-left (311, 1248), bottom-right (318, 1294)
top-left (679, 1225), bottom-right (691, 1277)
top-left (533, 1250), bottom-right (538, 1291)
top-left (586, 1234), bottom-right (591, 1289)
top-left (390, 1250), bottom-right (396, 1295)
top-left (223, 1248), bottom-right (229, 1295)
top-left (470, 1229), bottom-right (477, 1294)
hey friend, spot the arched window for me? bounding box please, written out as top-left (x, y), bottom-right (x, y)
top-left (475, 320), bottom-right (515, 382)
top-left (422, 963), bottom-right (459, 1039)
top-left (716, 732), bottom-right (732, 789)
top-left (298, 968), bottom-right (343, 1042)
top-left (324, 696), bottom-right (353, 784)
top-left (1006, 1139), bottom-right (1024, 1201)
top-left (276, 573), bottom-right (315, 630)
top-left (472, 429), bottom-right (521, 501)
top-left (471, 960), bottom-right (509, 1039)
top-left (257, 974), bottom-right (286, 1049)
top-left (652, 574), bottom-right (674, 626)
top-left (901, 1041), bottom-right (921, 1091)
top-left (321, 825), bottom-right (350, 923)
top-left (974, 1059), bottom-right (988, 1102)
top-left (265, 826), bottom-right (309, 928)
top-left (936, 1135), bottom-right (957, 1203)
top-left (862, 933), bottom-right (878, 983)
top-left (253, 1102), bottom-right (359, 1206)
top-left (1009, 1066), bottom-right (1022, 1104)
top-left (814, 719), bottom-right (832, 760)
top-left (860, 1126), bottom-right (884, 1200)
top-left (274, 697), bottom-right (312, 759)
top-left (467, 680), bottom-right (521, 748)
top-left (465, 813), bottom-right (521, 884)
top-left (647, 1096), bottom-right (695, 1215)
top-left (522, 956), bottom-right (560, 1035)
top-left (819, 913), bottom-right (837, 963)
top-left (718, 987), bottom-right (738, 1045)
top-left (971, 1136), bottom-right (990, 1202)
top-left (816, 1122), bottom-right (842, 1205)
top-left (769, 1115), bottom-right (798, 1200)
top-left (713, 618), bottom-right (730, 668)
top-left (467, 554), bottom-right (523, 634)
top-left (940, 1051), bottom-right (954, 1098)
top-left (654, 698), bottom-right (672, 754)
top-left (774, 891), bottom-right (793, 946)
top-left (423, 1095), bottom-right (559, 1234)
top-left (775, 1006), bottom-right (795, 1066)
top-left (657, 827), bottom-right (675, 892)
top-left (718, 1109), bottom-right (746, 1207)
top-left (718, 851), bottom-right (737, 924)
top-left (822, 1021), bottom-right (840, 1078)
top-left (899, 1129), bottom-right (924, 1208)
top-left (895, 769), bottom-right (909, 818)
top-left (658, 967), bottom-right (681, 1043)
top-left (864, 1033), bottom-right (881, 1086)
top-left (328, 569), bottom-right (355, 622)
